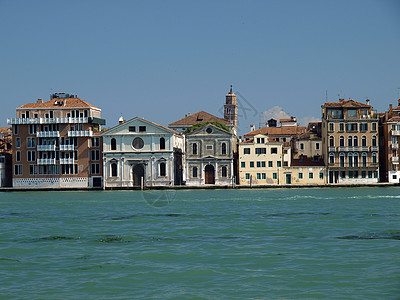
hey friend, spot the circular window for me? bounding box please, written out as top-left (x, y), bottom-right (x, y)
top-left (206, 128), bottom-right (212, 134)
top-left (132, 137), bottom-right (144, 150)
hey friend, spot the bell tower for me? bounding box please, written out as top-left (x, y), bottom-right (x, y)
top-left (224, 85), bottom-right (238, 132)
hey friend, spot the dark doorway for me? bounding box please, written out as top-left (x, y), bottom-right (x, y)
top-left (92, 177), bottom-right (102, 187)
top-left (286, 173), bottom-right (292, 184)
top-left (205, 165), bottom-right (215, 184)
top-left (133, 165), bottom-right (145, 187)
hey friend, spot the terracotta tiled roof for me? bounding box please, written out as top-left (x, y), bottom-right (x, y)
top-left (0, 127), bottom-right (12, 135)
top-left (324, 99), bottom-right (370, 108)
top-left (244, 126), bottom-right (307, 137)
top-left (291, 158), bottom-right (325, 167)
top-left (297, 131), bottom-right (321, 140)
top-left (169, 111), bottom-right (229, 127)
top-left (388, 117), bottom-right (400, 122)
top-left (17, 97), bottom-right (99, 109)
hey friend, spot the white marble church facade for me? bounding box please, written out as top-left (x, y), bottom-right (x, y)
top-left (102, 117), bottom-right (184, 188)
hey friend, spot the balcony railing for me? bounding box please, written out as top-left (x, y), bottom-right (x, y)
top-left (60, 158), bottom-right (74, 164)
top-left (36, 131), bottom-right (60, 138)
top-left (37, 145), bottom-right (56, 151)
top-left (7, 117), bottom-right (88, 125)
top-left (338, 146), bottom-right (370, 152)
top-left (371, 146), bottom-right (379, 152)
top-left (37, 158), bottom-right (56, 165)
top-left (391, 130), bottom-right (400, 136)
top-left (391, 143), bottom-right (399, 149)
top-left (329, 147), bottom-right (336, 152)
top-left (68, 130), bottom-right (93, 137)
top-left (392, 157), bottom-right (399, 163)
top-left (59, 144), bottom-right (75, 151)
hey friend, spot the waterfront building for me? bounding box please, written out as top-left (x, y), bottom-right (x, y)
top-left (321, 98), bottom-right (379, 184)
top-left (238, 133), bottom-right (290, 185)
top-left (102, 117), bottom-right (184, 188)
top-left (378, 100), bottom-right (400, 183)
top-left (293, 122), bottom-right (323, 160)
top-left (0, 127), bottom-right (12, 187)
top-left (184, 122), bottom-right (235, 186)
top-left (7, 93), bottom-right (105, 188)
top-left (287, 157), bottom-right (326, 185)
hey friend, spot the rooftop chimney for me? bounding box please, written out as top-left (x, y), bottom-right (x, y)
top-left (118, 116), bottom-right (124, 124)
top-left (390, 104), bottom-right (393, 111)
top-left (250, 124), bottom-right (255, 131)
top-left (36, 99), bottom-right (43, 104)
top-left (366, 99), bottom-right (370, 106)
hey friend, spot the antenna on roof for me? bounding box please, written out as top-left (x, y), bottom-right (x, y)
top-left (325, 90), bottom-right (328, 101)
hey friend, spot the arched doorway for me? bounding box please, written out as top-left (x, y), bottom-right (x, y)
top-left (205, 165), bottom-right (215, 184)
top-left (133, 164), bottom-right (145, 187)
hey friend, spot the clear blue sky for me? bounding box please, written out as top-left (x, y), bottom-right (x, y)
top-left (1, 0), bottom-right (399, 135)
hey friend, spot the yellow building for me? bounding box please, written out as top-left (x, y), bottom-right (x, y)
top-left (239, 134), bottom-right (288, 185)
top-left (285, 158), bottom-right (327, 185)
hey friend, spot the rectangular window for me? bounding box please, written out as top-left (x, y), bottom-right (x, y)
top-left (14, 164), bottom-right (22, 175)
top-left (299, 172), bottom-right (303, 179)
top-left (277, 161), bottom-right (281, 167)
top-left (16, 137), bottom-right (20, 148)
top-left (255, 148), bottom-right (266, 154)
top-left (27, 151), bottom-right (36, 162)
top-left (91, 163), bottom-right (100, 174)
top-left (319, 172), bottom-right (324, 179)
top-left (368, 171), bottom-right (373, 178)
top-left (340, 171), bottom-right (346, 178)
top-left (29, 165), bottom-right (37, 175)
top-left (206, 145), bottom-right (213, 150)
top-left (273, 173), bottom-right (277, 179)
top-left (250, 161), bottom-right (254, 168)
top-left (139, 126), bottom-right (146, 132)
top-left (347, 109), bottom-right (357, 117)
top-left (361, 171), bottom-right (366, 178)
top-left (309, 172), bottom-right (313, 179)
top-left (300, 143), bottom-right (304, 150)
top-left (256, 137), bottom-right (265, 144)
top-left (257, 173), bottom-right (261, 179)
top-left (245, 173), bottom-right (250, 180)
top-left (14, 125), bottom-right (18, 135)
top-left (261, 161), bottom-right (266, 168)
top-left (256, 161), bottom-right (261, 168)
top-left (271, 148), bottom-right (278, 154)
top-left (268, 161), bottom-right (273, 168)
top-left (16, 151), bottom-right (21, 162)
top-left (315, 143), bottom-right (320, 150)
top-left (91, 137), bottom-right (100, 147)
top-left (262, 173), bottom-right (266, 179)
top-left (360, 123), bottom-right (368, 131)
top-left (328, 123), bottom-right (334, 132)
top-left (339, 123), bottom-right (344, 132)
top-left (91, 150), bottom-right (100, 161)
top-left (241, 162), bottom-right (245, 168)
top-left (27, 137), bottom-right (36, 148)
top-left (372, 123), bottom-right (377, 131)
top-left (349, 171), bottom-right (354, 178)
top-left (346, 123), bottom-right (358, 132)
top-left (373, 171), bottom-right (378, 178)
top-left (29, 124), bottom-right (37, 135)
top-left (129, 126), bottom-right (136, 132)
top-left (244, 148), bottom-right (250, 155)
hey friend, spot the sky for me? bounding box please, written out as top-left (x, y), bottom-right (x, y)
top-left (1, 0), bottom-right (399, 135)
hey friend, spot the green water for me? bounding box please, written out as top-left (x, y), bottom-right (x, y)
top-left (0, 188), bottom-right (399, 299)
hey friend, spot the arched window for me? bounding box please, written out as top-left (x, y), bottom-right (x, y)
top-left (353, 153), bottom-right (359, 167)
top-left (329, 136), bottom-right (334, 147)
top-left (192, 143), bottom-right (197, 155)
top-left (372, 136), bottom-right (377, 147)
top-left (192, 166), bottom-right (198, 178)
top-left (111, 138), bottom-right (117, 151)
top-left (348, 153), bottom-right (353, 167)
top-left (329, 153), bottom-right (335, 164)
top-left (362, 136), bottom-right (367, 147)
top-left (111, 163), bottom-right (118, 177)
top-left (159, 162), bottom-right (166, 176)
top-left (160, 137), bottom-right (165, 150)
top-left (353, 136), bottom-right (358, 147)
top-left (340, 136), bottom-right (345, 147)
top-left (362, 152), bottom-right (367, 167)
top-left (348, 136), bottom-right (353, 147)
top-left (221, 143), bottom-right (227, 155)
top-left (372, 152), bottom-right (377, 164)
top-left (221, 166), bottom-right (227, 177)
top-left (339, 153), bottom-right (345, 167)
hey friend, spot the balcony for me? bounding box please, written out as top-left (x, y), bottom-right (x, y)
top-left (392, 130), bottom-right (400, 136)
top-left (37, 158), bottom-right (56, 165)
top-left (328, 147), bottom-right (336, 152)
top-left (391, 143), bottom-right (399, 149)
top-left (59, 144), bottom-right (74, 151)
top-left (371, 146), bottom-right (379, 152)
top-left (60, 158), bottom-right (74, 164)
top-left (36, 131), bottom-right (60, 138)
top-left (37, 145), bottom-right (56, 151)
top-left (392, 157), bottom-right (399, 163)
top-left (7, 117), bottom-right (88, 125)
top-left (68, 130), bottom-right (93, 137)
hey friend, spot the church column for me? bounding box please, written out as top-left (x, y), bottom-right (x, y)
top-left (215, 161), bottom-right (219, 180)
top-left (151, 136), bottom-right (155, 151)
top-left (121, 136), bottom-right (124, 152)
